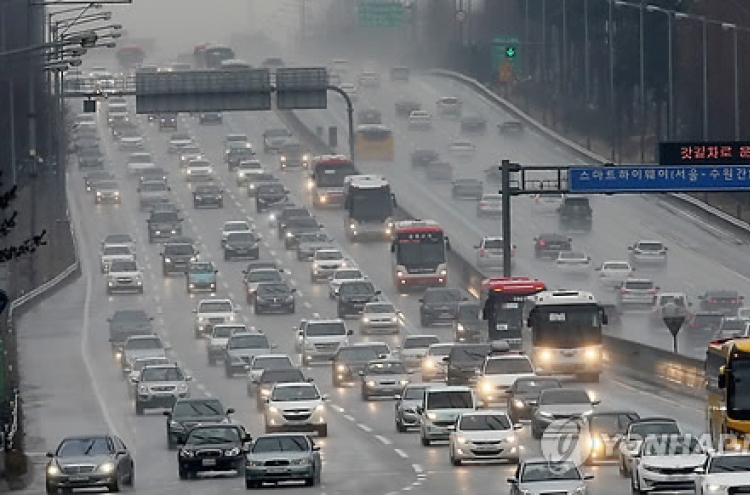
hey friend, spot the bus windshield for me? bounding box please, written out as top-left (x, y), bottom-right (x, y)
top-left (531, 305), bottom-right (603, 348)
top-left (348, 186), bottom-right (392, 221)
top-left (728, 358), bottom-right (750, 420)
top-left (396, 240), bottom-right (445, 267)
top-left (315, 163), bottom-right (358, 187)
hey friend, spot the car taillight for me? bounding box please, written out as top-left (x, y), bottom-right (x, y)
top-left (480, 202), bottom-right (488, 208)
top-left (479, 249), bottom-right (485, 256)
top-left (620, 289), bottom-right (627, 294)
top-left (538, 241), bottom-right (546, 246)
top-left (732, 299), bottom-right (739, 304)
top-left (709, 299), bottom-right (717, 304)
top-left (648, 290), bottom-right (658, 294)
top-left (511, 248), bottom-right (516, 256)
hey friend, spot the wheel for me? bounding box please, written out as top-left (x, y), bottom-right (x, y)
top-left (167, 433), bottom-right (177, 449)
top-left (396, 419), bottom-right (407, 433)
top-left (45, 482), bottom-right (57, 494)
top-left (421, 435), bottom-right (431, 446)
top-left (631, 471), bottom-right (642, 494)
top-left (208, 354), bottom-right (216, 366)
top-left (254, 303), bottom-right (262, 315)
top-left (532, 423), bottom-right (542, 440)
top-left (304, 476), bottom-right (315, 487)
top-left (225, 366), bottom-right (233, 378)
top-left (246, 479), bottom-right (258, 489)
top-left (135, 403), bottom-right (144, 416)
top-left (317, 425), bottom-right (328, 437)
top-left (288, 304), bottom-right (295, 314)
top-left (450, 452), bottom-right (461, 466)
top-left (619, 456), bottom-right (629, 477)
top-left (107, 471), bottom-right (121, 492)
top-left (420, 315), bottom-right (430, 327)
top-left (178, 466), bottom-right (188, 480)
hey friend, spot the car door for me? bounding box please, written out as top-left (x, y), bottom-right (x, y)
top-left (310, 437), bottom-right (322, 476)
top-left (113, 436), bottom-right (131, 478)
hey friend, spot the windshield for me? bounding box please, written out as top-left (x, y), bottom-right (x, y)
top-left (306, 323), bottom-right (346, 337)
top-left (227, 232), bottom-right (257, 243)
top-left (111, 261), bottom-right (137, 272)
top-left (366, 303), bottom-right (395, 314)
top-left (141, 367), bottom-right (184, 382)
top-left (165, 244), bottom-right (194, 256)
top-left (299, 233), bottom-right (330, 244)
top-left (540, 389), bottom-right (591, 405)
top-left (173, 400), bottom-right (224, 418)
top-left (150, 213), bottom-right (178, 223)
top-left (659, 296), bottom-right (686, 307)
top-left (625, 281), bottom-right (654, 290)
top-left (97, 181), bottom-right (118, 190)
top-left (521, 462), bottom-right (581, 482)
top-left (484, 358), bottom-right (533, 374)
top-left (338, 348), bottom-right (379, 361)
top-left (404, 387), bottom-right (428, 400)
top-left (347, 186), bottom-right (393, 220)
top-left (258, 184), bottom-right (285, 194)
top-left (559, 252), bottom-right (587, 260)
top-left (459, 414), bottom-right (511, 431)
top-left (515, 379), bottom-right (562, 395)
top-left (224, 222), bottom-right (250, 232)
top-left (637, 242), bottom-right (664, 251)
top-left (133, 358), bottom-right (167, 371)
top-left (531, 305), bottom-right (603, 348)
top-left (426, 391), bottom-right (473, 409)
top-left (125, 338), bottom-right (162, 350)
top-left (457, 305), bottom-right (480, 321)
top-left (450, 345), bottom-right (490, 363)
top-left (316, 251), bottom-right (343, 261)
top-left (199, 301), bottom-right (232, 313)
top-left (339, 282), bottom-right (375, 296)
top-left (428, 345), bottom-right (453, 357)
top-left (395, 235), bottom-right (446, 267)
top-left (728, 360), bottom-right (750, 419)
top-left (252, 356), bottom-right (292, 370)
top-left (366, 361), bottom-right (406, 374)
top-left (288, 218), bottom-right (318, 229)
top-left (722, 319), bottom-right (746, 331)
top-left (189, 262), bottom-right (214, 274)
top-left (334, 270), bottom-right (363, 280)
top-left (171, 134), bottom-right (191, 141)
top-left (603, 262), bottom-right (630, 271)
top-left (483, 239), bottom-right (503, 249)
top-left (249, 271), bottom-right (282, 282)
top-left (230, 334), bottom-right (270, 349)
top-left (212, 326), bottom-right (240, 338)
top-left (644, 437), bottom-right (701, 456)
top-left (252, 435), bottom-right (309, 453)
top-left (57, 437), bottom-right (112, 457)
top-left (272, 385), bottom-right (320, 401)
top-left (258, 284), bottom-right (292, 295)
top-left (260, 369), bottom-right (304, 384)
top-left (129, 154), bottom-right (152, 164)
top-left (629, 422), bottom-right (681, 437)
top-left (708, 455), bottom-right (750, 473)
top-left (226, 134), bottom-right (247, 143)
top-left (103, 246), bottom-right (130, 256)
top-left (404, 336), bottom-right (439, 349)
top-left (424, 289), bottom-right (463, 303)
top-left (186, 427), bottom-right (240, 445)
top-left (315, 164), bottom-right (358, 187)
top-left (588, 413), bottom-right (640, 434)
top-left (105, 235), bottom-right (131, 244)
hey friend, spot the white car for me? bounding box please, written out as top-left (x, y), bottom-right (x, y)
top-left (118, 131), bottom-right (145, 151)
top-left (738, 307), bottom-right (750, 320)
top-left (358, 71), bottom-right (380, 87)
top-left (107, 260), bottom-right (144, 294)
top-left (184, 159), bottom-right (214, 182)
top-left (100, 244), bottom-right (136, 273)
top-left (695, 451), bottom-right (750, 494)
top-left (617, 418), bottom-right (682, 477)
top-left (236, 159), bottom-right (264, 186)
top-left (360, 301), bottom-right (399, 334)
top-left (475, 236), bottom-right (513, 270)
top-left (168, 133), bottom-right (194, 154)
top-left (555, 251), bottom-right (592, 275)
top-left (477, 354), bottom-right (536, 405)
top-left (533, 193), bottom-right (565, 212)
top-left (193, 299), bottom-right (237, 338)
top-left (179, 152), bottom-right (203, 169)
top-left (397, 335), bottom-right (440, 369)
top-left (597, 260), bottom-right (634, 287)
top-left (102, 234), bottom-right (136, 255)
top-left (448, 411), bottom-right (522, 465)
top-left (448, 140), bottom-right (476, 157)
top-left (328, 268), bottom-right (366, 299)
top-left (339, 83), bottom-right (357, 102)
top-left (310, 249), bottom-right (348, 283)
top-left (477, 193), bottom-right (503, 217)
top-left (245, 354), bottom-right (295, 389)
top-left (126, 356), bottom-right (170, 395)
top-left (421, 343), bottom-right (454, 381)
top-left (408, 110), bottom-right (432, 130)
top-left (206, 324), bottom-right (246, 365)
top-left (126, 152), bottom-right (156, 176)
top-left (628, 239), bottom-right (668, 266)
top-left (263, 382), bottom-right (329, 437)
top-left (221, 220), bottom-right (253, 246)
top-left (631, 435), bottom-right (706, 494)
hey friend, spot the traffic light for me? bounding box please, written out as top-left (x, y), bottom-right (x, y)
top-left (505, 45), bottom-right (517, 59)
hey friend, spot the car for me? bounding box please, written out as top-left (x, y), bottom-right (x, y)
top-left (279, 141), bottom-right (312, 169)
top-left (164, 397), bottom-right (234, 448)
top-left (389, 66), bottom-right (409, 81)
top-left (125, 152), bottom-right (156, 176)
top-left (100, 244), bottom-right (135, 273)
top-left (448, 140), bottom-right (476, 157)
top-left (106, 259), bottom-right (144, 294)
top-left (395, 99), bottom-right (421, 118)
top-left (184, 158), bottom-right (214, 182)
top-left (694, 451), bottom-right (750, 495)
top-left (339, 83), bottom-right (357, 102)
top-left (360, 301), bottom-right (399, 334)
top-left (443, 342), bottom-right (492, 386)
top-left (506, 377), bottom-right (562, 423)
top-left (498, 120), bottom-right (524, 134)
top-left (530, 388), bottom-right (600, 439)
top-left (147, 211), bottom-right (183, 243)
top-left (419, 287), bottom-right (466, 327)
top-left (205, 324), bottom-right (245, 365)
top-left (139, 167), bottom-right (168, 185)
top-left (451, 178), bottom-right (483, 200)
top-left (394, 383), bottom-right (432, 432)
top-left (476, 353), bottom-right (536, 405)
top-left (107, 309), bottom-right (153, 356)
top-left (168, 132), bottom-right (194, 154)
top-left (358, 71), bottom-right (380, 87)
top-left (617, 417), bottom-right (682, 476)
top-left (419, 343), bottom-right (453, 381)
top-left (117, 129), bottom-right (146, 152)
top-left (284, 217), bottom-right (323, 249)
top-left (449, 411), bottom-right (522, 465)
top-left (244, 433), bottom-right (322, 488)
top-left (296, 231), bottom-right (337, 262)
top-left (410, 149), bottom-right (439, 167)
top-left (134, 363), bottom-right (192, 414)
top-left (223, 332), bottom-right (275, 377)
top-left (160, 238), bottom-right (198, 276)
top-left (394, 334), bottom-right (439, 370)
top-left (263, 382), bottom-right (329, 436)
top-left (507, 459), bottom-right (593, 495)
top-left (277, 207), bottom-right (312, 237)
top-left (628, 239), bottom-right (668, 266)
top-left (262, 127), bottom-right (293, 153)
top-left (310, 248), bottom-right (348, 282)
top-left (255, 182), bottom-right (288, 213)
top-left (221, 220), bottom-right (253, 247)
top-left (85, 170), bottom-right (115, 192)
top-left (120, 334), bottom-right (167, 375)
top-left (581, 410), bottom-right (640, 463)
top-left (683, 311), bottom-right (724, 338)
top-left (699, 290), bottom-right (745, 316)
top-left (246, 354), bottom-right (296, 391)
top-left (712, 316), bottom-right (750, 341)
top-left (185, 260), bottom-right (217, 293)
top-left (408, 110), bottom-right (433, 130)
top-left (226, 143), bottom-right (256, 171)
top-left (558, 195), bottom-right (593, 231)
top-left (243, 260), bottom-right (280, 274)
top-left (93, 180), bottom-right (121, 204)
top-left (357, 108), bottom-right (382, 125)
top-left (126, 356), bottom-right (170, 395)
top-left (436, 96), bottom-right (462, 117)
top-left (158, 113), bottom-right (177, 130)
top-left (45, 435), bottom-right (134, 494)
top-left (331, 345), bottom-right (380, 387)
top-left (596, 260), bottom-right (634, 288)
top-left (236, 159), bottom-right (265, 186)
top-left (295, 318), bottom-right (352, 365)
top-left (254, 367), bottom-right (307, 405)
top-left (223, 231), bottom-right (261, 261)
top-left (476, 193), bottom-right (503, 217)
top-left (532, 192), bottom-right (565, 212)
top-left (475, 236), bottom-right (513, 270)
top-left (328, 268), bottom-right (366, 298)
top-left (424, 161), bottom-right (453, 181)
top-left (617, 278), bottom-right (659, 309)
top-left (359, 358), bottom-right (410, 400)
top-left (198, 112), bottom-right (222, 124)
top-left (177, 424), bottom-right (250, 479)
top-left (533, 233), bottom-right (572, 259)
top-left (650, 292), bottom-right (691, 325)
top-left (192, 183), bottom-right (224, 208)
top-left (460, 115), bottom-right (487, 134)
top-left (337, 279), bottom-right (380, 318)
top-left (193, 298), bottom-right (237, 338)
top-left (224, 133), bottom-right (249, 150)
top-left (419, 386), bottom-right (477, 446)
top-left (179, 151), bottom-right (203, 169)
top-left (244, 268), bottom-right (285, 303)
top-left (137, 179), bottom-right (170, 210)
top-left (254, 282), bottom-right (296, 314)
top-left (77, 147), bottom-right (104, 169)
top-left (555, 250), bottom-right (592, 275)
top-left (631, 434), bottom-right (706, 494)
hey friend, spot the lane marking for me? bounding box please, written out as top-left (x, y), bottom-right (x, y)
top-left (331, 405), bottom-right (345, 413)
top-left (343, 414), bottom-right (355, 421)
top-left (358, 423), bottom-right (373, 433)
top-left (411, 464), bottom-right (423, 474)
top-left (375, 435), bottom-right (392, 445)
top-left (394, 448), bottom-right (409, 459)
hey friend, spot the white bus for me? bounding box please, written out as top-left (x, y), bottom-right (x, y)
top-left (343, 175), bottom-right (394, 241)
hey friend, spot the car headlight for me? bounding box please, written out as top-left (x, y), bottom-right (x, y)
top-left (138, 385), bottom-right (148, 394)
top-left (96, 191), bottom-right (102, 196)
top-left (480, 381), bottom-right (493, 394)
top-left (47, 464), bottom-right (60, 476)
top-left (439, 269), bottom-right (448, 276)
top-left (538, 411), bottom-right (554, 418)
top-left (170, 420), bottom-right (184, 429)
top-left (585, 347), bottom-right (599, 361)
top-left (349, 223), bottom-right (356, 230)
top-left (572, 487), bottom-right (586, 495)
top-left (247, 459), bottom-right (263, 467)
top-left (164, 257), bottom-right (171, 263)
top-left (506, 435), bottom-right (517, 444)
top-left (176, 383), bottom-right (189, 393)
top-left (179, 449), bottom-right (194, 458)
top-left (513, 399), bottom-right (525, 409)
top-left (280, 156), bottom-right (286, 161)
top-left (228, 314), bottom-right (236, 322)
top-left (455, 436), bottom-right (468, 445)
top-left (423, 358), bottom-right (435, 369)
top-left (260, 388), bottom-right (271, 396)
top-left (706, 484), bottom-right (726, 494)
top-left (426, 412), bottom-right (437, 421)
top-left (396, 271), bottom-right (404, 278)
top-left (391, 316), bottom-right (398, 323)
top-left (98, 462), bottom-right (115, 474)
top-left (269, 213), bottom-right (277, 221)
top-left (315, 404), bottom-right (326, 412)
top-left (362, 317), bottom-right (370, 323)
top-left (366, 381), bottom-right (376, 387)
top-left (198, 316), bottom-right (207, 322)
top-left (291, 457), bottom-right (310, 465)
top-left (539, 349), bottom-right (553, 361)
top-left (337, 364), bottom-right (347, 372)
top-left (399, 380), bottom-right (409, 385)
top-left (303, 154), bottom-right (311, 161)
top-left (224, 447), bottom-right (241, 456)
top-left (286, 232), bottom-right (294, 238)
top-left (268, 406), bottom-right (279, 414)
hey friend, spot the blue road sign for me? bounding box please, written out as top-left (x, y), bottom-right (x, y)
top-left (569, 165), bottom-right (750, 193)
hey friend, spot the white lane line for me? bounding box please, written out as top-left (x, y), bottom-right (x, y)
top-left (290, 279), bottom-right (298, 286)
top-left (229, 291), bottom-right (236, 300)
top-left (375, 435), bottom-right (392, 445)
top-left (412, 464), bottom-right (423, 474)
top-left (303, 301), bottom-right (312, 308)
top-left (296, 290), bottom-right (304, 297)
top-left (343, 414), bottom-right (355, 421)
top-left (358, 424), bottom-right (373, 433)
top-left (313, 312), bottom-right (320, 318)
top-left (394, 449), bottom-right (409, 459)
top-left (196, 383), bottom-right (207, 393)
top-left (331, 405), bottom-right (345, 413)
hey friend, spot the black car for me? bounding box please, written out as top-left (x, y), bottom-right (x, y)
top-left (45, 435), bottom-right (135, 494)
top-left (223, 231), bottom-right (261, 261)
top-left (254, 367), bottom-right (307, 408)
top-left (283, 217), bottom-right (323, 249)
top-left (198, 112), bottom-right (223, 124)
top-left (506, 377), bottom-right (562, 422)
top-left (453, 301), bottom-right (482, 343)
top-left (337, 279), bottom-right (380, 318)
top-left (85, 170), bottom-right (115, 192)
top-left (164, 398), bottom-right (234, 448)
top-left (161, 240), bottom-right (198, 275)
top-left (331, 345), bottom-right (380, 387)
top-left (445, 343), bottom-right (491, 386)
top-left (279, 141), bottom-right (311, 169)
top-left (277, 208), bottom-right (311, 239)
top-left (256, 182), bottom-right (288, 212)
top-left (410, 149), bottom-right (439, 167)
top-left (108, 310), bottom-right (154, 355)
top-left (419, 287), bottom-right (466, 327)
top-left (147, 211), bottom-right (183, 243)
top-left (78, 147), bottom-right (104, 168)
top-left (245, 173), bottom-right (280, 198)
top-left (226, 143), bottom-right (256, 171)
top-left (254, 282), bottom-right (296, 314)
top-left (158, 113), bottom-right (178, 131)
top-left (582, 410), bottom-right (641, 463)
top-left (557, 196), bottom-right (593, 231)
top-left (139, 167), bottom-right (168, 184)
top-left (683, 311), bottom-right (724, 338)
top-left (498, 120), bottom-right (523, 135)
top-left (460, 116), bottom-right (487, 134)
top-left (533, 233), bottom-right (572, 259)
top-left (451, 178), bottom-right (483, 200)
top-left (699, 290), bottom-right (744, 316)
top-left (395, 100), bottom-right (421, 118)
top-left (243, 260), bottom-right (280, 274)
top-left (193, 184), bottom-right (224, 208)
top-left (177, 424), bottom-right (250, 479)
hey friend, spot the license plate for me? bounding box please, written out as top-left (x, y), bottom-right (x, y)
top-left (267, 467), bottom-right (287, 474)
top-left (69, 475), bottom-right (89, 481)
top-left (202, 459), bottom-right (217, 466)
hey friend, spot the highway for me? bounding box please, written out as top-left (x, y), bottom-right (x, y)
top-left (291, 66), bottom-right (750, 359)
top-left (15, 76), bottom-right (708, 495)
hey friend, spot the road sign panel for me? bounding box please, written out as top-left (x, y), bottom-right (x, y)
top-left (359, 1), bottom-right (403, 27)
top-left (276, 67), bottom-right (328, 110)
top-left (491, 36), bottom-right (521, 71)
top-left (569, 165), bottom-right (750, 193)
top-left (659, 141), bottom-right (750, 165)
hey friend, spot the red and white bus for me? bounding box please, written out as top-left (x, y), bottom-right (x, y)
top-left (390, 220), bottom-right (450, 290)
top-left (308, 155), bottom-right (358, 207)
top-left (480, 277), bottom-right (546, 347)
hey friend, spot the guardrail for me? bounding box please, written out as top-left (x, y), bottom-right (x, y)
top-left (424, 68), bottom-right (750, 238)
top-left (279, 107), bottom-right (707, 398)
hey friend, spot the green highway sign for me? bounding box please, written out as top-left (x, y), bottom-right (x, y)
top-left (359, 2), bottom-right (403, 27)
top-left (491, 36), bottom-right (521, 71)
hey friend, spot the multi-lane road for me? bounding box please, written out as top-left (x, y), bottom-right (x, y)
top-left (17, 65), bottom-right (714, 495)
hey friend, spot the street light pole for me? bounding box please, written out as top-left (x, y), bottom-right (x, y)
top-left (541, 0), bottom-right (546, 82)
top-left (639, 0), bottom-right (645, 163)
top-left (608, 0), bottom-right (616, 162)
top-left (722, 24), bottom-right (740, 140)
top-left (702, 16), bottom-right (708, 140)
top-left (584, 0), bottom-right (589, 103)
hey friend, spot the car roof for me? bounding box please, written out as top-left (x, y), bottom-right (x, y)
top-left (584, 409), bottom-right (639, 417)
top-left (126, 334), bottom-right (161, 341)
top-left (426, 385), bottom-right (472, 393)
top-left (624, 278), bottom-right (654, 284)
top-left (273, 381), bottom-right (316, 389)
top-left (538, 233), bottom-right (569, 240)
top-left (252, 353), bottom-right (290, 359)
top-left (629, 417), bottom-right (678, 425)
top-left (366, 358), bottom-right (403, 365)
top-left (459, 410), bottom-right (510, 417)
top-left (705, 290), bottom-right (740, 296)
top-left (405, 334), bottom-right (439, 340)
top-left (352, 341), bottom-right (390, 347)
top-left (307, 318), bottom-right (345, 324)
top-left (198, 298), bottom-right (232, 304)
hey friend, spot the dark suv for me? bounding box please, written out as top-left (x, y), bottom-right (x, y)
top-left (147, 211), bottom-right (183, 243)
top-left (255, 182), bottom-right (288, 213)
top-left (419, 287), bottom-right (466, 327)
top-left (453, 301), bottom-right (482, 343)
top-left (283, 217), bottom-right (323, 249)
top-left (108, 310), bottom-right (154, 356)
top-left (445, 343), bottom-right (491, 386)
top-left (161, 240), bottom-right (197, 275)
top-left (223, 231), bottom-right (261, 261)
top-left (331, 345), bottom-right (380, 387)
top-left (699, 290), bottom-right (744, 316)
top-left (164, 398), bottom-right (234, 448)
top-left (226, 143), bottom-right (256, 171)
top-left (557, 196), bottom-right (593, 231)
top-left (337, 280), bottom-right (380, 318)
top-left (279, 142), bottom-right (311, 169)
top-left (254, 282), bottom-right (296, 314)
top-left (533, 233), bottom-right (572, 259)
top-left (177, 424), bottom-right (250, 479)
top-left (277, 207), bottom-right (311, 238)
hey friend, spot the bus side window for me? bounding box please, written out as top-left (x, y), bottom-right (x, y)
top-left (526, 309), bottom-right (536, 328)
top-left (445, 236), bottom-right (451, 251)
top-left (719, 365), bottom-right (728, 389)
top-left (391, 193), bottom-right (398, 208)
top-left (390, 241), bottom-right (396, 253)
top-left (600, 308), bottom-right (609, 325)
